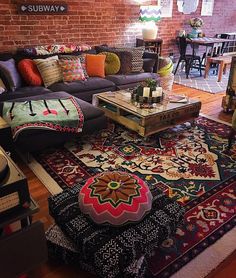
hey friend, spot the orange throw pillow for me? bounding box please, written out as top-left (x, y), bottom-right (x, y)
top-left (86, 54), bottom-right (106, 78)
top-left (18, 59), bottom-right (43, 86)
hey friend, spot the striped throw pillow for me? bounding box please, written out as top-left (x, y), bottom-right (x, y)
top-left (34, 56), bottom-right (62, 87)
top-left (113, 46), bottom-right (145, 72)
top-left (59, 58), bottom-right (86, 82)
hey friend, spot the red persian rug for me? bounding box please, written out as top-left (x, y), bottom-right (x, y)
top-left (32, 116), bottom-right (236, 277)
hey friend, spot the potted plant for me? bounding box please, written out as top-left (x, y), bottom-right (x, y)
top-left (188, 17), bottom-right (204, 38)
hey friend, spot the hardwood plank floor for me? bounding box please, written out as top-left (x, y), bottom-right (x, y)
top-left (12, 84), bottom-right (235, 278)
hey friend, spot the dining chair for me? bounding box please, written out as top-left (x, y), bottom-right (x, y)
top-left (174, 37), bottom-right (202, 78)
top-left (228, 109), bottom-right (236, 150)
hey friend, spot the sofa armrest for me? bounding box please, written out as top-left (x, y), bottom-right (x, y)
top-left (142, 52), bottom-right (159, 73)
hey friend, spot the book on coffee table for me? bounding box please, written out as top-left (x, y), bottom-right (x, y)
top-left (169, 94), bottom-right (188, 103)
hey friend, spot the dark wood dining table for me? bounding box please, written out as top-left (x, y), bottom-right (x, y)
top-left (186, 37), bottom-right (235, 66)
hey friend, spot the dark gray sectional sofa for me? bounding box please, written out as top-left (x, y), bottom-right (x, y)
top-left (0, 48), bottom-right (159, 151)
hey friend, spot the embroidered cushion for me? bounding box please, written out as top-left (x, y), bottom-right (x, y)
top-left (86, 54), bottom-right (106, 78)
top-left (59, 58), bottom-right (86, 82)
top-left (79, 171), bottom-right (153, 226)
top-left (0, 78), bottom-right (6, 94)
top-left (0, 59), bottom-right (22, 91)
top-left (99, 52), bottom-right (120, 75)
top-left (34, 56), bottom-right (62, 87)
top-left (18, 59), bottom-right (43, 86)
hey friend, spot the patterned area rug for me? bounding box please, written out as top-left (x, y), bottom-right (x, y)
top-left (31, 116), bottom-right (236, 277)
top-left (174, 69), bottom-right (229, 94)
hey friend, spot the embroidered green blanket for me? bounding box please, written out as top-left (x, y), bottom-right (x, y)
top-left (2, 98), bottom-right (84, 140)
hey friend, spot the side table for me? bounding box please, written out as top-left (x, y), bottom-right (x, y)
top-left (136, 37), bottom-right (163, 55)
top-left (0, 198), bottom-right (48, 278)
top-left (0, 116), bottom-right (13, 151)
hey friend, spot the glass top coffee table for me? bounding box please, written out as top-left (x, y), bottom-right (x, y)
top-left (95, 91), bottom-right (201, 137)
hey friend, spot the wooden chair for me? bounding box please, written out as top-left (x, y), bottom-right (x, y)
top-left (222, 56), bottom-right (236, 112)
top-left (228, 109), bottom-right (236, 150)
top-left (174, 37), bottom-right (202, 78)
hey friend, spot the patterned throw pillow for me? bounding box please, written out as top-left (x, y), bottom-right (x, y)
top-left (18, 59), bottom-right (43, 86)
top-left (59, 58), bottom-right (86, 82)
top-left (99, 52), bottom-right (121, 75)
top-left (0, 59), bottom-right (22, 91)
top-left (114, 46), bottom-right (145, 72)
top-left (59, 55), bottom-right (89, 79)
top-left (34, 56), bottom-right (62, 87)
top-left (0, 78), bottom-right (6, 94)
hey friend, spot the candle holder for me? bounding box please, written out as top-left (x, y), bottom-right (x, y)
top-left (131, 79), bottom-right (163, 108)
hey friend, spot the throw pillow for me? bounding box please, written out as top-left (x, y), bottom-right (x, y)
top-left (18, 59), bottom-right (43, 86)
top-left (59, 55), bottom-right (89, 79)
top-left (34, 56), bottom-right (62, 87)
top-left (95, 46), bottom-right (132, 74)
top-left (86, 54), bottom-right (106, 78)
top-left (0, 78), bottom-right (6, 94)
top-left (99, 52), bottom-right (120, 75)
top-left (59, 58), bottom-right (86, 82)
top-left (114, 46), bottom-right (145, 72)
top-left (0, 58), bottom-right (22, 91)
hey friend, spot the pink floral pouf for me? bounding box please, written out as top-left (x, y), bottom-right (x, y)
top-left (79, 171), bottom-right (153, 226)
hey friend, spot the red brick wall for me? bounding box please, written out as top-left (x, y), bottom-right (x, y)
top-left (0, 0), bottom-right (235, 56)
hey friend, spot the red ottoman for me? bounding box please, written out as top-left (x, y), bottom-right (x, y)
top-left (79, 171), bottom-right (153, 226)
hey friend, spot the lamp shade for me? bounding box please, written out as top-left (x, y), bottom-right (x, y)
top-left (139, 5), bottom-right (161, 22)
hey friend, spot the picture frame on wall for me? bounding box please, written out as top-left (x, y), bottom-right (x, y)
top-left (157, 0), bottom-right (173, 18)
top-left (201, 0), bottom-right (215, 16)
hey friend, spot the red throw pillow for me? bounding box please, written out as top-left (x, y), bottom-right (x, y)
top-left (18, 59), bottom-right (43, 86)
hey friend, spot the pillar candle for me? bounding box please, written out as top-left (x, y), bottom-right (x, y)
top-left (143, 87), bottom-right (150, 97)
top-left (152, 91), bottom-right (158, 97)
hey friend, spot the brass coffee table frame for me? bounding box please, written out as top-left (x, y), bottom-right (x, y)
top-left (96, 91), bottom-right (201, 137)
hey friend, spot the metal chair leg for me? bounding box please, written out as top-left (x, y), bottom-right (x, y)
top-left (228, 128), bottom-right (236, 150)
top-left (174, 59), bottom-right (181, 75)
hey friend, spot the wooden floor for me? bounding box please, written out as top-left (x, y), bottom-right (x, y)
top-left (14, 84), bottom-right (235, 278)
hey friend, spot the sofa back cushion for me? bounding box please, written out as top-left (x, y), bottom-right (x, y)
top-left (18, 59), bottom-right (43, 86)
top-left (86, 54), bottom-right (106, 78)
top-left (59, 58), bottom-right (86, 82)
top-left (0, 58), bottom-right (22, 91)
top-left (34, 56), bottom-right (62, 87)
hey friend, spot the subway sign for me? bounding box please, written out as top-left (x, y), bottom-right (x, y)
top-left (17, 3), bottom-right (68, 14)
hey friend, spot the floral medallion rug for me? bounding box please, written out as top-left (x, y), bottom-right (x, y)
top-left (31, 116), bottom-right (236, 278)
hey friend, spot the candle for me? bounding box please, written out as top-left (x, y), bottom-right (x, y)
top-left (143, 87), bottom-right (150, 97)
top-left (152, 91), bottom-right (158, 97)
top-left (156, 87), bottom-right (163, 97)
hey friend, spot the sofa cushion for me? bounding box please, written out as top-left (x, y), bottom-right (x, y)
top-left (86, 54), bottom-right (106, 78)
top-left (0, 59), bottom-right (22, 91)
top-left (99, 52), bottom-right (120, 75)
top-left (105, 72), bottom-right (158, 86)
top-left (0, 86), bottom-right (52, 102)
top-left (48, 77), bottom-right (115, 95)
top-left (59, 58), bottom-right (86, 82)
top-left (18, 59), bottom-right (43, 86)
top-left (114, 46), bottom-right (145, 72)
top-left (95, 46), bottom-right (133, 74)
top-left (34, 56), bottom-right (62, 87)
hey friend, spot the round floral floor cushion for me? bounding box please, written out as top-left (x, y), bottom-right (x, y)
top-left (79, 171), bottom-right (153, 226)
top-left (99, 52), bottom-right (121, 75)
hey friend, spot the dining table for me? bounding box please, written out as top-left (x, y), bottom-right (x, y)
top-left (186, 36), bottom-right (235, 67)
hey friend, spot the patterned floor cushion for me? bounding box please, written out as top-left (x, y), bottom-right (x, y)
top-left (48, 183), bottom-right (185, 278)
top-left (79, 171), bottom-right (153, 226)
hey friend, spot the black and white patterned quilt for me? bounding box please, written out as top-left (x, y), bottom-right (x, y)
top-left (48, 184), bottom-right (185, 278)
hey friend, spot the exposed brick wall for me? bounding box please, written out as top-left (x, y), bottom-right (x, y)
top-left (0, 0), bottom-right (235, 56)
